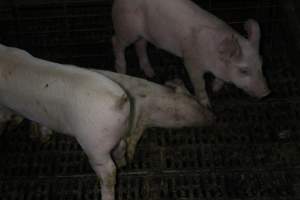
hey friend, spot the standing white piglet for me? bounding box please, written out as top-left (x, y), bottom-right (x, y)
top-left (0, 44), bottom-right (130, 200)
top-left (112, 0), bottom-right (270, 106)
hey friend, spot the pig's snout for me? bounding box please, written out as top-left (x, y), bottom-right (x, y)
top-left (247, 79), bottom-right (271, 99)
top-left (255, 87), bottom-right (271, 99)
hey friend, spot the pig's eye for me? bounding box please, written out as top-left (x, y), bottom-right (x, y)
top-left (239, 68), bottom-right (249, 76)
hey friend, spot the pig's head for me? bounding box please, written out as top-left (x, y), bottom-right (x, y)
top-left (147, 79), bottom-right (215, 128)
top-left (213, 19), bottom-right (270, 98)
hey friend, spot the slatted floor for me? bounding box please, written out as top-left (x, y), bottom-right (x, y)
top-left (0, 0), bottom-right (300, 199)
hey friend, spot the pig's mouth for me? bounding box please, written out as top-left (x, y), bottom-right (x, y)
top-left (254, 89), bottom-right (271, 99)
top-left (258, 90), bottom-right (271, 98)
top-left (247, 89), bottom-right (271, 99)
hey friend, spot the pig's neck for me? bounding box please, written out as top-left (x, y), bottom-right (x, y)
top-left (140, 96), bottom-right (179, 129)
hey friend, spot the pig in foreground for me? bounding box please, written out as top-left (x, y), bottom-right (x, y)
top-left (0, 43), bottom-right (214, 200)
top-left (112, 0), bottom-right (270, 106)
top-left (11, 69), bottom-right (215, 168)
top-left (0, 44), bottom-right (131, 200)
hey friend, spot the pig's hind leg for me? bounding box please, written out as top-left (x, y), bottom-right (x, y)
top-left (112, 5), bottom-right (143, 74)
top-left (76, 114), bottom-right (129, 200)
top-left (135, 39), bottom-right (155, 77)
top-left (91, 155), bottom-right (116, 200)
top-left (112, 36), bottom-right (130, 74)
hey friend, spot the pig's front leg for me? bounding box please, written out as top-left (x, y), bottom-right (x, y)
top-left (77, 130), bottom-right (121, 200)
top-left (90, 156), bottom-right (116, 200)
top-left (184, 57), bottom-right (210, 107)
top-left (135, 39), bottom-right (155, 77)
top-left (126, 121), bottom-right (145, 162)
top-left (29, 122), bottom-right (53, 143)
top-left (112, 36), bottom-right (127, 74)
top-left (212, 78), bottom-right (225, 92)
top-left (112, 139), bottom-right (127, 168)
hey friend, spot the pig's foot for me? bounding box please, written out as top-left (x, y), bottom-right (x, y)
top-left (40, 126), bottom-right (54, 143)
top-left (29, 122), bottom-right (40, 140)
top-left (193, 79), bottom-right (211, 107)
top-left (135, 39), bottom-right (155, 77)
top-left (90, 156), bottom-right (116, 200)
top-left (112, 36), bottom-right (127, 74)
top-left (126, 141), bottom-right (135, 162)
top-left (212, 78), bottom-right (224, 92)
top-left (142, 64), bottom-right (155, 78)
top-left (126, 135), bottom-right (139, 162)
top-left (112, 139), bottom-right (127, 168)
top-left (29, 123), bottom-right (53, 143)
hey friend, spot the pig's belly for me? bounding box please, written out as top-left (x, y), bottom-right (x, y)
top-left (146, 33), bottom-right (182, 57)
top-left (143, 20), bottom-right (185, 57)
top-left (0, 92), bottom-right (72, 135)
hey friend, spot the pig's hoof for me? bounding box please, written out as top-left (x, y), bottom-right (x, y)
top-left (212, 79), bottom-right (224, 92)
top-left (115, 158), bottom-right (127, 169)
top-left (115, 64), bottom-right (127, 74)
top-left (40, 133), bottom-right (53, 144)
top-left (143, 67), bottom-right (155, 78)
top-left (29, 123), bottom-right (40, 140)
top-left (200, 98), bottom-right (211, 108)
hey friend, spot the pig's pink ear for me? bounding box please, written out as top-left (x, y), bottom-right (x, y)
top-left (244, 19), bottom-right (261, 50)
top-left (218, 34), bottom-right (242, 62)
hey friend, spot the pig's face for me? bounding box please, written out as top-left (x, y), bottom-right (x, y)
top-left (215, 19), bottom-right (270, 98)
top-left (227, 42), bottom-right (270, 97)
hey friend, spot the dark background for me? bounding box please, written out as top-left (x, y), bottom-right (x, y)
top-left (0, 0), bottom-right (300, 199)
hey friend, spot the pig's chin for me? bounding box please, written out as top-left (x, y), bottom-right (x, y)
top-left (256, 91), bottom-right (271, 99)
top-left (245, 89), bottom-right (270, 99)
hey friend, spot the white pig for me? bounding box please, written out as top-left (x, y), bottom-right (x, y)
top-left (112, 0), bottom-right (271, 106)
top-left (0, 43), bottom-right (214, 199)
top-left (15, 69), bottom-right (215, 168)
top-left (0, 44), bottom-right (131, 200)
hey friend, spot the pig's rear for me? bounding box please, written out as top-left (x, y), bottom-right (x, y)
top-left (0, 46), bottom-right (129, 135)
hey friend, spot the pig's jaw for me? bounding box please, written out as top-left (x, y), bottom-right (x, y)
top-left (250, 89), bottom-right (271, 99)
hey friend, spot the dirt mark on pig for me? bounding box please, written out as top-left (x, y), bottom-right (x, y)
top-left (0, 63), bottom-right (17, 81)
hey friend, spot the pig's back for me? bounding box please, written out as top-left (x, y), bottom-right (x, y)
top-left (139, 0), bottom-right (227, 56)
top-left (143, 0), bottom-right (225, 27)
top-left (0, 46), bottom-right (127, 134)
top-left (96, 70), bottom-right (169, 98)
